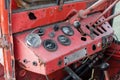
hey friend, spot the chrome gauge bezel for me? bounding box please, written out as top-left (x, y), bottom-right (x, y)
top-left (61, 26), bottom-right (74, 36)
top-left (26, 33), bottom-right (42, 48)
top-left (43, 39), bottom-right (58, 52)
top-left (58, 35), bottom-right (71, 46)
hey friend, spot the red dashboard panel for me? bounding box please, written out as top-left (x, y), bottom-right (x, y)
top-left (12, 2), bottom-right (86, 33)
top-left (14, 13), bottom-right (113, 75)
top-left (12, 1), bottom-right (109, 33)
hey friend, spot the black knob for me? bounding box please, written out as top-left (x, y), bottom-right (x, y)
top-left (73, 21), bottom-right (81, 29)
top-left (38, 28), bottom-right (44, 36)
top-left (99, 62), bottom-right (109, 71)
top-left (54, 24), bottom-right (59, 31)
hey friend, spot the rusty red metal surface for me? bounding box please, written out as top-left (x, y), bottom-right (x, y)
top-left (12, 0), bottom-right (18, 10)
top-left (0, 0), bottom-right (15, 80)
top-left (12, 2), bottom-right (86, 33)
top-left (1, 0), bottom-right (119, 80)
top-left (14, 13), bottom-right (114, 75)
top-left (78, 0), bottom-right (108, 18)
top-left (11, 1), bottom-right (109, 33)
top-left (0, 64), bottom-right (4, 80)
top-left (15, 61), bottom-right (67, 80)
top-left (108, 58), bottom-right (120, 79)
top-left (106, 43), bottom-right (120, 60)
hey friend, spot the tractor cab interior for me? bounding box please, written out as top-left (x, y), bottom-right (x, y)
top-left (0, 0), bottom-right (120, 80)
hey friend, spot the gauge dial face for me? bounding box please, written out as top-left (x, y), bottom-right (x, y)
top-left (61, 26), bottom-right (74, 36)
top-left (43, 39), bottom-right (58, 51)
top-left (26, 33), bottom-right (42, 48)
top-left (58, 35), bottom-right (71, 46)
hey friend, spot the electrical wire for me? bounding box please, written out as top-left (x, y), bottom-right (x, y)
top-left (30, 27), bottom-right (41, 34)
top-left (82, 57), bottom-right (89, 64)
top-left (25, 27), bottom-right (41, 39)
top-left (105, 34), bottom-right (119, 62)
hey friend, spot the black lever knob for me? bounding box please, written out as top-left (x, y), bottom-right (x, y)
top-left (73, 21), bottom-right (86, 36)
top-left (99, 62), bottom-right (109, 71)
top-left (38, 28), bottom-right (45, 36)
top-left (54, 24), bottom-right (59, 31)
top-left (73, 21), bottom-right (81, 29)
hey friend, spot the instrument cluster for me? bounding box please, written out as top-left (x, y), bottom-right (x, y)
top-left (26, 24), bottom-right (75, 52)
top-left (14, 13), bottom-right (114, 75)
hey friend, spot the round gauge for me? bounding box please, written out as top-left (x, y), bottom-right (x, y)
top-left (58, 35), bottom-right (71, 46)
top-left (61, 26), bottom-right (74, 36)
top-left (26, 33), bottom-right (42, 48)
top-left (43, 39), bottom-right (58, 51)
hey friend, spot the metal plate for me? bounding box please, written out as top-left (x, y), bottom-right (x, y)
top-left (64, 48), bottom-right (87, 64)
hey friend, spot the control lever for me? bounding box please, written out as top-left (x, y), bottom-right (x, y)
top-left (94, 11), bottom-right (120, 28)
top-left (73, 21), bottom-right (86, 36)
top-left (69, 0), bottom-right (109, 24)
top-left (64, 66), bottom-right (82, 80)
top-left (93, 0), bottom-right (120, 23)
top-left (89, 27), bottom-right (95, 40)
top-left (99, 62), bottom-right (110, 80)
top-left (73, 21), bottom-right (94, 39)
top-left (78, 0), bottom-right (108, 19)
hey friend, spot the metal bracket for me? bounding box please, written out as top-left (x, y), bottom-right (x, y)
top-left (89, 27), bottom-right (95, 40)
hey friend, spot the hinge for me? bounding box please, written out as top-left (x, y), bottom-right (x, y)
top-left (0, 37), bottom-right (10, 49)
